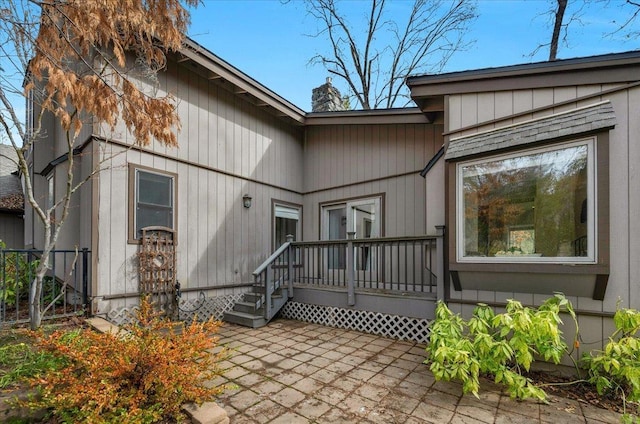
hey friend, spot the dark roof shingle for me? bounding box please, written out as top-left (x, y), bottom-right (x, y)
top-left (0, 144), bottom-right (24, 213)
top-left (445, 101), bottom-right (616, 161)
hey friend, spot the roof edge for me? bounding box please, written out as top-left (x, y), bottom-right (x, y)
top-left (305, 107), bottom-right (433, 125)
top-left (181, 38), bottom-right (307, 123)
top-left (407, 50), bottom-right (640, 87)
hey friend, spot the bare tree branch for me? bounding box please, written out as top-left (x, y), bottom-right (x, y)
top-left (0, 0), bottom-right (197, 328)
top-left (304, 0), bottom-right (477, 109)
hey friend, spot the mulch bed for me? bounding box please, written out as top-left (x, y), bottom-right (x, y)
top-left (526, 370), bottom-right (636, 415)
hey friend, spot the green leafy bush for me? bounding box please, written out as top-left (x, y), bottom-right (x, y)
top-left (0, 241), bottom-right (39, 307)
top-left (27, 297), bottom-right (227, 423)
top-left (425, 294), bottom-right (578, 401)
top-left (583, 307), bottom-right (640, 421)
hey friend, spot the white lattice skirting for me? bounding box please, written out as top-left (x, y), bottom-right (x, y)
top-left (280, 301), bottom-right (431, 344)
top-left (106, 293), bottom-right (244, 326)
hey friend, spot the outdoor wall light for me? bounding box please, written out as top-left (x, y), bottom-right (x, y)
top-left (242, 194), bottom-right (252, 209)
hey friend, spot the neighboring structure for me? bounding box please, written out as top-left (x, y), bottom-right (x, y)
top-left (24, 40), bottom-right (640, 349)
top-left (0, 144), bottom-right (24, 248)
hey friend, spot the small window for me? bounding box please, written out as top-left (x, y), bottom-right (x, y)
top-left (457, 139), bottom-right (595, 263)
top-left (129, 165), bottom-right (176, 242)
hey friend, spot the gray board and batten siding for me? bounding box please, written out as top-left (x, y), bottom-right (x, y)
top-left (302, 113), bottom-right (444, 241)
top-left (408, 51), bottom-right (640, 357)
top-left (91, 50), bottom-right (305, 313)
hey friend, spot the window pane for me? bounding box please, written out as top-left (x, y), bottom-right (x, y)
top-left (461, 143), bottom-right (590, 259)
top-left (138, 171), bottom-right (172, 206)
top-left (275, 217), bottom-right (298, 246)
top-left (134, 169), bottom-right (174, 238)
top-left (137, 205), bottom-right (173, 236)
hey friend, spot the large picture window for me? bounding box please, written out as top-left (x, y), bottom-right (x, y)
top-left (129, 165), bottom-right (176, 242)
top-left (457, 139), bottom-right (595, 263)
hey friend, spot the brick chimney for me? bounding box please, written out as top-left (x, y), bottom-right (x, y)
top-left (311, 77), bottom-right (345, 112)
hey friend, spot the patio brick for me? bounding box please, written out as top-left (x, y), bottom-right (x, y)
top-left (212, 319), bottom-right (623, 423)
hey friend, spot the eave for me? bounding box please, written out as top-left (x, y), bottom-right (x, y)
top-left (179, 38), bottom-right (306, 126)
top-left (407, 50), bottom-right (640, 111)
top-left (305, 107), bottom-right (437, 126)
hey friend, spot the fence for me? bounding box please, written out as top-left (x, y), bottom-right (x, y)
top-left (0, 248), bottom-right (91, 325)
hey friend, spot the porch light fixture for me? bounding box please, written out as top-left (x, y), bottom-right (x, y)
top-left (242, 194), bottom-right (252, 209)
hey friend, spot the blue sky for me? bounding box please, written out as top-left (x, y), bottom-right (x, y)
top-left (187, 0), bottom-right (639, 111)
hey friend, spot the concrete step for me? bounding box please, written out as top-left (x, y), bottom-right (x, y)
top-left (223, 310), bottom-right (267, 328)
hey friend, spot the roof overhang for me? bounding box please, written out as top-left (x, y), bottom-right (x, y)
top-left (305, 107), bottom-right (435, 126)
top-left (444, 101), bottom-right (616, 161)
top-left (179, 38), bottom-right (307, 125)
top-left (407, 50), bottom-right (640, 112)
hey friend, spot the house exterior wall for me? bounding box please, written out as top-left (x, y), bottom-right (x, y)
top-left (93, 57), bottom-right (304, 313)
top-left (439, 82), bottom-right (640, 356)
top-left (25, 81), bottom-right (94, 252)
top-left (302, 123), bottom-right (443, 239)
top-left (0, 213), bottom-right (24, 248)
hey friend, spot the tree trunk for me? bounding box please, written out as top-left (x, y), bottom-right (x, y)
top-left (29, 274), bottom-right (43, 330)
top-left (549, 0), bottom-right (568, 61)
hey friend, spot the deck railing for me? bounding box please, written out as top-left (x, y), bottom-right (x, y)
top-left (281, 229), bottom-right (444, 305)
top-left (0, 248), bottom-right (91, 325)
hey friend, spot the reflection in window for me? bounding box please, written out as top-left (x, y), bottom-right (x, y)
top-left (274, 204), bottom-right (300, 247)
top-left (135, 169), bottom-right (174, 238)
top-left (459, 140), bottom-right (594, 261)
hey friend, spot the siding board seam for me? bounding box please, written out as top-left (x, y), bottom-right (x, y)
top-left (99, 136), bottom-right (303, 195)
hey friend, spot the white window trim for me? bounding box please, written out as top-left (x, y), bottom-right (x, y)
top-left (321, 195), bottom-right (382, 240)
top-left (456, 138), bottom-right (597, 264)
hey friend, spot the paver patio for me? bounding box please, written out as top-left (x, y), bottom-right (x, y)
top-left (211, 319), bottom-right (623, 424)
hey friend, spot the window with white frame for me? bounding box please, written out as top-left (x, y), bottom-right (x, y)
top-left (457, 138), bottom-right (595, 262)
top-left (129, 165), bottom-right (176, 241)
top-left (321, 195), bottom-right (382, 270)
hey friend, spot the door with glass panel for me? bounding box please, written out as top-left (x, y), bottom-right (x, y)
top-left (273, 203), bottom-right (301, 267)
top-left (321, 197), bottom-right (381, 285)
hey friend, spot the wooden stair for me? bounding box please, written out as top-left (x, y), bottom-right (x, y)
top-left (224, 240), bottom-right (295, 328)
top-left (223, 283), bottom-right (289, 328)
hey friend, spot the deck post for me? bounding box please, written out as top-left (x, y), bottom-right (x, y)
top-left (286, 235), bottom-right (294, 298)
top-left (347, 232), bottom-right (355, 306)
top-left (435, 225), bottom-right (445, 302)
top-left (265, 266), bottom-right (272, 320)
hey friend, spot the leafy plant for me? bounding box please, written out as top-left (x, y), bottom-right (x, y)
top-left (26, 296), bottom-right (227, 423)
top-left (426, 294), bottom-right (578, 401)
top-left (0, 331), bottom-right (63, 389)
top-left (0, 241), bottom-right (40, 307)
top-left (583, 307), bottom-right (640, 422)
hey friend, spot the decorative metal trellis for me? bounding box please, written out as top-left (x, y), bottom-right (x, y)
top-left (138, 226), bottom-right (177, 319)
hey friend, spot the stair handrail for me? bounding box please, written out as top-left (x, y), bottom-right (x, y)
top-left (253, 241), bottom-right (291, 277)
top-left (253, 239), bottom-right (295, 321)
